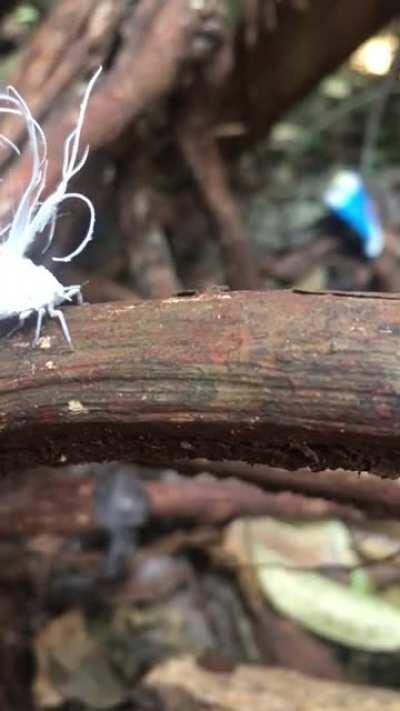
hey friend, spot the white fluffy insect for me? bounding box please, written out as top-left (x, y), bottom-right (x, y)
top-left (0, 66), bottom-right (102, 347)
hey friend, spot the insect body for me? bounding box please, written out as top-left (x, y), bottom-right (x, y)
top-left (0, 67), bottom-right (102, 347)
top-left (0, 250), bottom-right (82, 346)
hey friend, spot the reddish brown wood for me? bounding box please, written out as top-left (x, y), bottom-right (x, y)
top-left (176, 460), bottom-right (400, 519)
top-left (178, 109), bottom-right (260, 290)
top-left (1, 290), bottom-right (400, 474)
top-left (0, 470), bottom-right (361, 537)
top-left (0, 0), bottom-right (200, 225)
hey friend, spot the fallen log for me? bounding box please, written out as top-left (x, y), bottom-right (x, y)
top-left (1, 289), bottom-right (400, 475)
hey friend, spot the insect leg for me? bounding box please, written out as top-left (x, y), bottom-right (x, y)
top-left (6, 309), bottom-right (32, 339)
top-left (32, 307), bottom-right (46, 347)
top-left (48, 304), bottom-right (73, 348)
top-left (63, 285), bottom-right (83, 304)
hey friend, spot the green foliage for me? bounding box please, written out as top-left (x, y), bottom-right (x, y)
top-left (252, 521), bottom-right (400, 652)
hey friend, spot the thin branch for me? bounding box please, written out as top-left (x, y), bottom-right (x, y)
top-left (0, 469), bottom-right (363, 537)
top-left (175, 459), bottom-right (400, 519)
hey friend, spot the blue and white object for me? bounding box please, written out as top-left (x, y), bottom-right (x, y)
top-left (324, 170), bottom-right (384, 259)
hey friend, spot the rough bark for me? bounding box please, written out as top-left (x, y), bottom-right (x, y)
top-left (1, 290), bottom-right (400, 475)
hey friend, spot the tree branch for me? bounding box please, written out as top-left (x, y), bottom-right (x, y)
top-left (175, 460), bottom-right (400, 519)
top-left (1, 290), bottom-right (400, 475)
top-left (0, 469), bottom-right (362, 537)
top-left (225, 0), bottom-right (400, 142)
